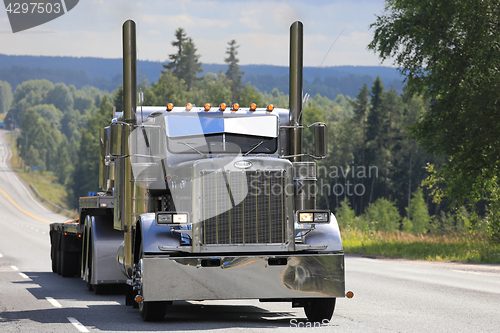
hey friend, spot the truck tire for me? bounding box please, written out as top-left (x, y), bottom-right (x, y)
top-left (304, 298), bottom-right (336, 322)
top-left (139, 301), bottom-right (168, 321)
top-left (137, 237), bottom-right (168, 321)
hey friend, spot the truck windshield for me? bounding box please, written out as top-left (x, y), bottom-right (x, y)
top-left (168, 134), bottom-right (277, 155)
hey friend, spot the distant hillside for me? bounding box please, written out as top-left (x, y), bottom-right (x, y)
top-left (0, 54), bottom-right (403, 99)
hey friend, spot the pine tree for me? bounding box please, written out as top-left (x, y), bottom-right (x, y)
top-left (366, 76), bottom-right (385, 204)
top-left (163, 29), bottom-right (202, 91)
top-left (225, 40), bottom-right (244, 103)
top-left (407, 188), bottom-right (430, 234)
top-left (366, 76), bottom-right (384, 142)
top-left (350, 84), bottom-right (370, 213)
top-left (163, 28), bottom-right (188, 78)
top-left (180, 38), bottom-right (203, 91)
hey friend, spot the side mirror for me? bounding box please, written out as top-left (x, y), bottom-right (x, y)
top-left (313, 122), bottom-right (328, 158)
top-left (109, 122), bottom-right (123, 156)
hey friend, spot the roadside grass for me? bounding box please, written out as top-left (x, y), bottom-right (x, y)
top-left (0, 114), bottom-right (6, 122)
top-left (6, 133), bottom-right (76, 218)
top-left (341, 226), bottom-right (500, 264)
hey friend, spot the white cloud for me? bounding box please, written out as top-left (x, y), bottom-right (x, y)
top-left (0, 0), bottom-right (388, 66)
top-left (147, 30), bottom-right (161, 36)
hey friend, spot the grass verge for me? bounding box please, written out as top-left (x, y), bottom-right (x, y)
top-left (342, 226), bottom-right (500, 264)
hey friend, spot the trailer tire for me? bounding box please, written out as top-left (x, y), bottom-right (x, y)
top-left (304, 298), bottom-right (336, 322)
top-left (50, 230), bottom-right (59, 273)
top-left (56, 231), bottom-right (62, 275)
top-left (51, 252), bottom-right (58, 273)
top-left (60, 251), bottom-right (78, 278)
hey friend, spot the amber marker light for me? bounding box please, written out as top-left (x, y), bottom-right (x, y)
top-left (219, 103), bottom-right (227, 111)
top-left (232, 103), bottom-right (239, 111)
top-left (185, 103), bottom-right (193, 111)
top-left (346, 291), bottom-right (354, 298)
top-left (250, 103), bottom-right (257, 112)
top-left (204, 103), bottom-right (211, 112)
top-left (166, 103), bottom-right (174, 111)
top-left (267, 104), bottom-right (275, 112)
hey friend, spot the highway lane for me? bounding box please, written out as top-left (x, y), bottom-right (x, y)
top-left (1, 128), bottom-right (500, 332)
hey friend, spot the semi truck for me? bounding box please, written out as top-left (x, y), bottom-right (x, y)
top-left (49, 19), bottom-right (349, 322)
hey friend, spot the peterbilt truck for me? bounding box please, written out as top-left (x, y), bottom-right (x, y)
top-left (49, 20), bottom-right (348, 322)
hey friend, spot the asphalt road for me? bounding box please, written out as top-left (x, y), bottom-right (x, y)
top-left (1, 129), bottom-right (499, 332)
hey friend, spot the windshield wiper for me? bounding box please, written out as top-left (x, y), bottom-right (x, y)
top-left (243, 139), bottom-right (270, 156)
top-left (177, 141), bottom-right (208, 157)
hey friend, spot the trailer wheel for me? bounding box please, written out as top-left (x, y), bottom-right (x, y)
top-left (304, 298), bottom-right (336, 322)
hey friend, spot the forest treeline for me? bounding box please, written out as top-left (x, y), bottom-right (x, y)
top-left (0, 25), bottom-right (496, 240)
top-left (0, 55), bottom-right (403, 101)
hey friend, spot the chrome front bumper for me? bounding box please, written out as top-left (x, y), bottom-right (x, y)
top-left (141, 253), bottom-right (345, 301)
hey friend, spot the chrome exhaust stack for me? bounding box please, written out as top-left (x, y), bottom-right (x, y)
top-left (289, 21), bottom-right (303, 163)
top-left (123, 19), bottom-right (137, 123)
top-left (121, 19), bottom-right (137, 278)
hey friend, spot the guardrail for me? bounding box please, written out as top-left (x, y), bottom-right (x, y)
top-left (29, 183), bottom-right (76, 217)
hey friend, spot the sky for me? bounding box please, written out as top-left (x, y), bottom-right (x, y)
top-left (0, 0), bottom-right (392, 67)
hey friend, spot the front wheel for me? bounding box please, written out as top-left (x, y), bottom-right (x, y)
top-left (304, 298), bottom-right (336, 322)
top-left (139, 301), bottom-right (168, 321)
top-left (136, 236), bottom-right (169, 321)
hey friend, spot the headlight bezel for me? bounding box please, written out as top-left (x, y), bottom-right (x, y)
top-left (297, 210), bottom-right (331, 224)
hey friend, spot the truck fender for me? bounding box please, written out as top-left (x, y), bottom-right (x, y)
top-left (135, 213), bottom-right (183, 254)
top-left (303, 213), bottom-right (343, 252)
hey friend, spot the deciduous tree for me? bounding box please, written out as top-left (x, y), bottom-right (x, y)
top-left (368, 0), bottom-right (500, 213)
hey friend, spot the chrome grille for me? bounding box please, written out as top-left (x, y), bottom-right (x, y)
top-left (200, 170), bottom-right (286, 245)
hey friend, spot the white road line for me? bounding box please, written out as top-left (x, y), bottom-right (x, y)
top-left (46, 297), bottom-right (62, 308)
top-left (67, 317), bottom-right (89, 332)
top-left (11, 265), bottom-right (18, 271)
top-left (19, 272), bottom-right (29, 279)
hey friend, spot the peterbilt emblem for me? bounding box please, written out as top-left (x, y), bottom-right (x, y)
top-left (234, 160), bottom-right (252, 169)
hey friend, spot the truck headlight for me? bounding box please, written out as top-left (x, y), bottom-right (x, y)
top-left (157, 213), bottom-right (173, 224)
top-left (173, 213), bottom-right (188, 223)
top-left (314, 212), bottom-right (329, 222)
top-left (156, 212), bottom-right (189, 225)
top-left (297, 211), bottom-right (330, 224)
top-left (299, 212), bottom-right (314, 222)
